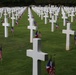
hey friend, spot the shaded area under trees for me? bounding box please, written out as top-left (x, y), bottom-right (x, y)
top-left (0, 0), bottom-right (76, 6)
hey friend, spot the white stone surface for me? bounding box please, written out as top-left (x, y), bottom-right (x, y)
top-left (49, 14), bottom-right (56, 32)
top-left (62, 22), bottom-right (74, 50)
top-left (70, 10), bottom-right (75, 22)
top-left (27, 8), bottom-right (37, 43)
top-left (27, 18), bottom-right (37, 43)
top-left (2, 10), bottom-right (10, 38)
top-left (11, 11), bottom-right (15, 27)
top-left (44, 12), bottom-right (48, 24)
top-left (62, 13), bottom-right (68, 26)
top-left (26, 38), bottom-right (48, 75)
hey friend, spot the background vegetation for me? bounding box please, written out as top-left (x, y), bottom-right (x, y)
top-left (0, 0), bottom-right (76, 6)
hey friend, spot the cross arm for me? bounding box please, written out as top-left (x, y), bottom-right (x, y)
top-left (27, 26), bottom-right (37, 30)
top-left (38, 52), bottom-right (48, 61)
top-left (26, 49), bottom-right (33, 58)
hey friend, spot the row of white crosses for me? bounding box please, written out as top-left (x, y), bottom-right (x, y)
top-left (32, 7), bottom-right (44, 20)
top-left (54, 8), bottom-right (60, 21)
top-left (63, 7), bottom-right (75, 22)
top-left (26, 6), bottom-right (60, 75)
top-left (32, 6), bottom-right (60, 32)
top-left (27, 7), bottom-right (37, 43)
top-left (61, 7), bottom-right (75, 50)
top-left (26, 38), bottom-right (48, 75)
top-left (2, 9), bottom-right (10, 38)
top-left (1, 7), bottom-right (27, 38)
top-left (27, 9), bottom-right (75, 75)
top-left (32, 6), bottom-right (76, 27)
top-left (2, 6), bottom-right (72, 51)
top-left (61, 8), bottom-right (68, 26)
top-left (32, 6), bottom-right (75, 51)
top-left (10, 7), bottom-right (26, 27)
top-left (27, 7), bottom-right (48, 75)
top-left (49, 6), bottom-right (60, 32)
top-left (32, 6), bottom-right (75, 32)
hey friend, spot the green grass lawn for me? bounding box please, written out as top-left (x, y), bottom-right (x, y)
top-left (0, 7), bottom-right (76, 75)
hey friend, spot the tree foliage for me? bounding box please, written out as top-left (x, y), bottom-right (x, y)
top-left (0, 0), bottom-right (76, 6)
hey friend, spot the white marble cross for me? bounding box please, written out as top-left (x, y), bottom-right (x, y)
top-left (54, 10), bottom-right (59, 22)
top-left (54, 7), bottom-right (60, 22)
top-left (8, 10), bottom-right (11, 18)
top-left (70, 11), bottom-right (75, 22)
top-left (49, 14), bottom-right (56, 32)
top-left (40, 10), bottom-right (44, 20)
top-left (62, 22), bottom-right (74, 50)
top-left (27, 18), bottom-right (37, 43)
top-left (62, 13), bottom-right (68, 26)
top-left (49, 9), bottom-right (52, 18)
top-left (2, 10), bottom-right (10, 38)
top-left (11, 11), bottom-right (15, 27)
top-left (44, 12), bottom-right (48, 24)
top-left (26, 38), bottom-right (48, 75)
top-left (4, 9), bottom-right (7, 17)
top-left (15, 11), bottom-right (18, 20)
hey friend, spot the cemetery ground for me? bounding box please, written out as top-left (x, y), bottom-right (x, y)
top-left (0, 8), bottom-right (76, 75)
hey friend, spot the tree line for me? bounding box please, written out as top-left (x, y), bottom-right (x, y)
top-left (0, 0), bottom-right (76, 6)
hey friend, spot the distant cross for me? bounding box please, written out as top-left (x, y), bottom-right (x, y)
top-left (26, 38), bottom-right (48, 75)
top-left (49, 10), bottom-right (52, 18)
top-left (8, 10), bottom-right (11, 18)
top-left (15, 11), bottom-right (18, 20)
top-left (27, 18), bottom-right (37, 43)
top-left (70, 11), bottom-right (74, 22)
top-left (2, 10), bottom-right (10, 38)
top-left (49, 14), bottom-right (56, 32)
top-left (4, 9), bottom-right (7, 19)
top-left (62, 14), bottom-right (68, 26)
top-left (2, 15), bottom-right (10, 38)
top-left (54, 11), bottom-right (58, 22)
top-left (44, 12), bottom-right (48, 24)
top-left (62, 22), bottom-right (74, 50)
top-left (11, 11), bottom-right (15, 27)
top-left (41, 10), bottom-right (44, 20)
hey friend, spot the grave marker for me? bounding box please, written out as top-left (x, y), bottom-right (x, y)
top-left (44, 12), bottom-right (48, 24)
top-left (27, 17), bottom-right (37, 43)
top-left (62, 13), bottom-right (68, 26)
top-left (49, 14), bottom-right (56, 32)
top-left (70, 11), bottom-right (75, 22)
top-left (2, 10), bottom-right (10, 38)
top-left (62, 22), bottom-right (74, 50)
top-left (26, 38), bottom-right (48, 75)
top-left (11, 11), bottom-right (15, 27)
